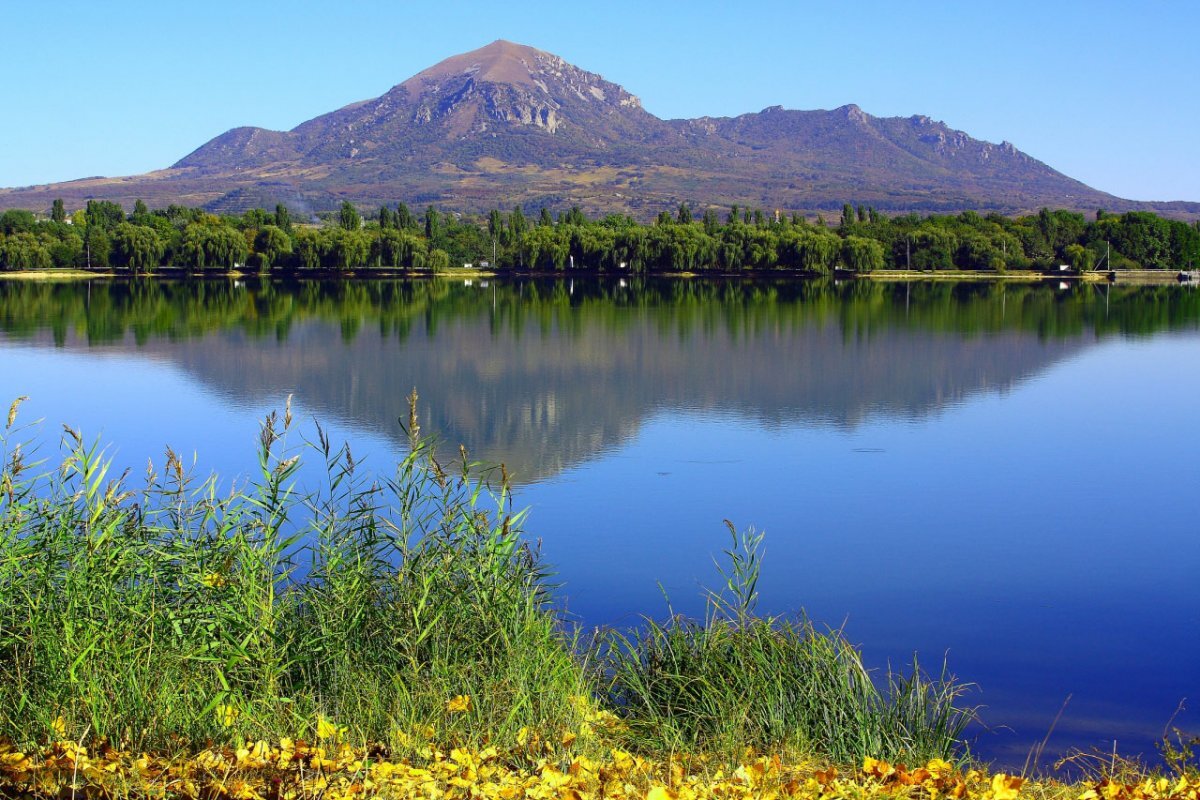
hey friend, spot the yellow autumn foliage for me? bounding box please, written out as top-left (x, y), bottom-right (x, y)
top-left (1, 736), bottom-right (1197, 800)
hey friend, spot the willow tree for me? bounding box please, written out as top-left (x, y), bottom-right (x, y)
top-left (112, 223), bottom-right (165, 274)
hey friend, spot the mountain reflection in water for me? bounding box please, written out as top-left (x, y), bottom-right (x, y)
top-left (6, 277), bottom-right (1189, 484)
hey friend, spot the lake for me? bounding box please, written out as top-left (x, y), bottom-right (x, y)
top-left (1, 276), bottom-right (1197, 767)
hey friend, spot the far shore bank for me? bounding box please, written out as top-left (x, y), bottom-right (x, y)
top-left (1, 267), bottom-right (1192, 284)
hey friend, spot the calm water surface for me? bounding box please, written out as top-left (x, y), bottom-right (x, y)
top-left (1, 277), bottom-right (1197, 767)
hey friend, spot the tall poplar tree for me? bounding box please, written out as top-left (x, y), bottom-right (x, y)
top-left (424, 206), bottom-right (440, 245)
top-left (339, 201), bottom-right (361, 231)
top-left (274, 203), bottom-right (292, 232)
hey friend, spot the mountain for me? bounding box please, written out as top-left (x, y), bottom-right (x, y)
top-left (2, 40), bottom-right (1197, 218)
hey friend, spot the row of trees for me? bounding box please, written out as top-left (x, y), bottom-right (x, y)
top-left (1, 199), bottom-right (1197, 273)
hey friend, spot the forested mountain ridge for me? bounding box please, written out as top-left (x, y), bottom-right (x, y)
top-left (2, 40), bottom-right (1197, 219)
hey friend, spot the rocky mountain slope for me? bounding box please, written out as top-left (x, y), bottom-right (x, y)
top-left (2, 40), bottom-right (1196, 218)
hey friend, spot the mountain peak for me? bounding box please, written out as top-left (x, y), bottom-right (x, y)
top-left (401, 39), bottom-right (557, 91)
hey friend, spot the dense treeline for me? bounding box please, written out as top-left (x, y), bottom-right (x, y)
top-left (1, 198), bottom-right (1197, 273)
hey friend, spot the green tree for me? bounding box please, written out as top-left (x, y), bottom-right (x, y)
top-left (180, 223), bottom-right (247, 269)
top-left (0, 210), bottom-right (36, 235)
top-left (293, 228), bottom-right (324, 270)
top-left (509, 206), bottom-right (528, 238)
top-left (776, 228), bottom-right (840, 273)
top-left (274, 203), bottom-right (293, 232)
top-left (48, 231), bottom-right (83, 268)
top-left (254, 225), bottom-right (293, 271)
top-left (0, 232), bottom-right (53, 270)
top-left (111, 223), bottom-right (165, 274)
top-left (424, 206), bottom-right (441, 244)
top-left (841, 236), bottom-right (885, 272)
top-left (242, 208), bottom-right (271, 228)
top-left (372, 228), bottom-right (401, 267)
top-left (378, 205), bottom-right (394, 230)
top-left (395, 202), bottom-right (415, 230)
top-left (327, 228), bottom-right (369, 270)
top-left (677, 202), bottom-right (692, 224)
top-left (909, 227), bottom-right (958, 270)
top-left (83, 225), bottom-right (111, 269)
top-left (85, 200), bottom-right (125, 231)
top-left (426, 248), bottom-right (450, 271)
top-left (1063, 243), bottom-right (1095, 272)
top-left (523, 225), bottom-right (569, 269)
top-left (563, 206), bottom-right (587, 226)
top-left (509, 206), bottom-right (528, 266)
top-left (338, 201), bottom-right (361, 231)
top-left (133, 199), bottom-right (149, 218)
top-left (51, 199), bottom-right (66, 224)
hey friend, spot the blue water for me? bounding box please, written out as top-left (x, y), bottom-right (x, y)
top-left (1, 278), bottom-right (1197, 767)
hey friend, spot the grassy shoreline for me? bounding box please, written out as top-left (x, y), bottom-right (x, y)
top-left (0, 268), bottom-right (117, 280)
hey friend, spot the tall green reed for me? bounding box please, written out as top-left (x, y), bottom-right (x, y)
top-left (0, 392), bottom-right (586, 752)
top-left (596, 522), bottom-right (975, 763)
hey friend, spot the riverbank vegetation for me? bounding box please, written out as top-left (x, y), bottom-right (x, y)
top-left (1, 199), bottom-right (1197, 274)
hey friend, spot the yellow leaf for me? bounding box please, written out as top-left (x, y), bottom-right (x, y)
top-left (317, 715), bottom-right (346, 739)
top-left (991, 773), bottom-right (1024, 800)
top-left (50, 716), bottom-right (67, 738)
top-left (647, 787), bottom-right (677, 800)
top-left (561, 731), bottom-right (577, 747)
top-left (447, 695), bottom-right (472, 713)
top-left (201, 572), bottom-right (228, 589)
top-left (215, 704), bottom-right (239, 728)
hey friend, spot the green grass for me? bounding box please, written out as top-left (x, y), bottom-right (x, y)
top-left (0, 393), bottom-right (973, 766)
top-left (595, 524), bottom-right (974, 764)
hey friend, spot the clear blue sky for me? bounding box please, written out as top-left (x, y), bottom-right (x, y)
top-left (3, 0), bottom-right (1197, 202)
